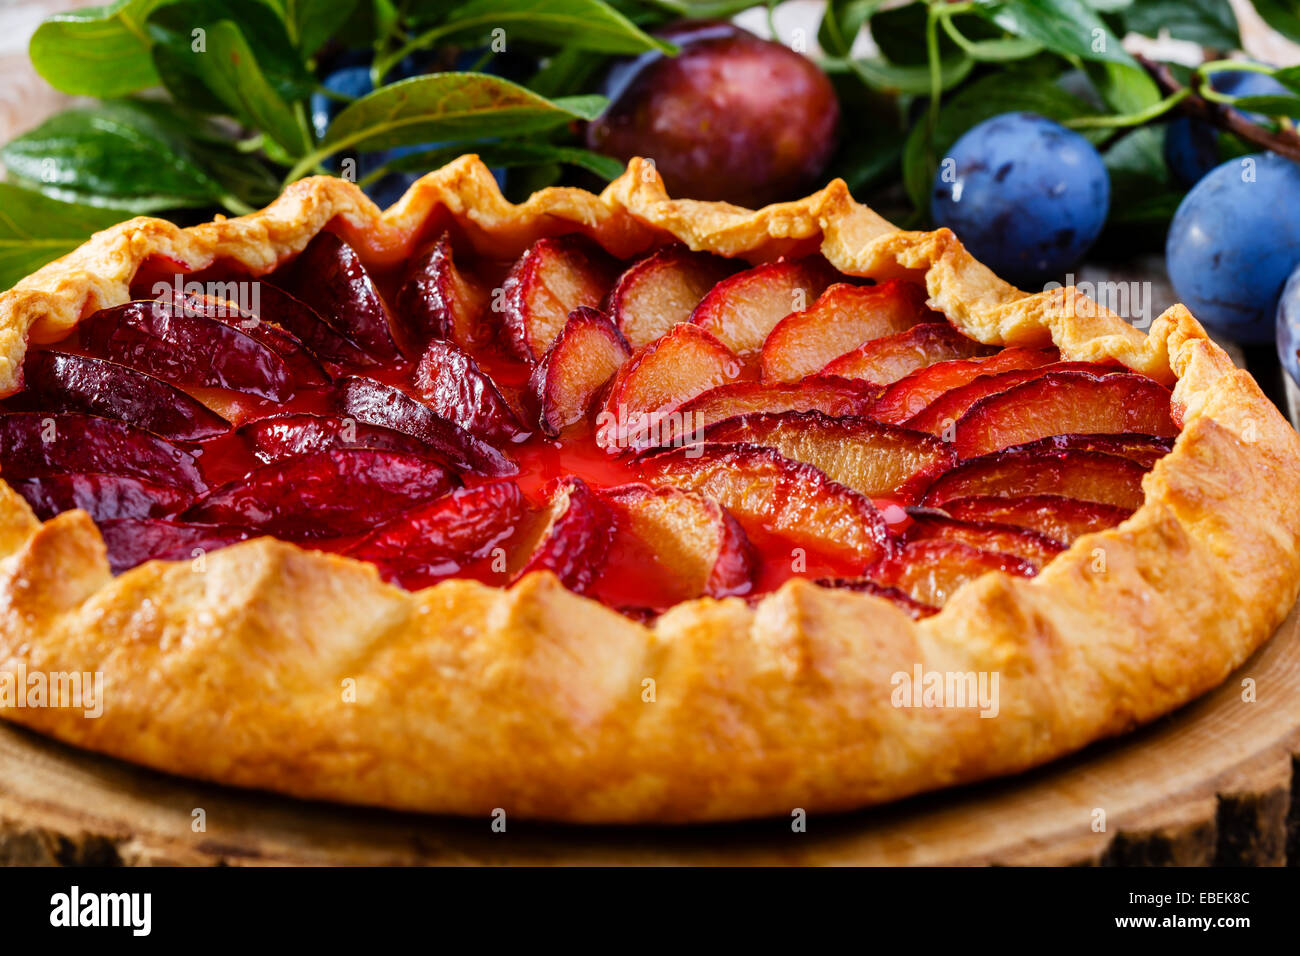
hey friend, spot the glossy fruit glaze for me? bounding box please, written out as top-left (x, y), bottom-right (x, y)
top-left (0, 227), bottom-right (1180, 618)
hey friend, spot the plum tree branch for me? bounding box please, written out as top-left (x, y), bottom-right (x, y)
top-left (1139, 55), bottom-right (1300, 164)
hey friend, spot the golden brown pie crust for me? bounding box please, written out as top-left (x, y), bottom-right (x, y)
top-left (0, 156), bottom-right (1297, 823)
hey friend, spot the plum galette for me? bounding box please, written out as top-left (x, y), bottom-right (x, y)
top-left (0, 156), bottom-right (1296, 823)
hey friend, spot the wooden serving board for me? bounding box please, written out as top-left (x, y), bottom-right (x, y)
top-left (0, 600), bottom-right (1296, 867)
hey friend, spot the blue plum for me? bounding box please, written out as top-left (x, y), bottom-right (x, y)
top-left (1164, 117), bottom-right (1221, 188)
top-left (1167, 152), bottom-right (1300, 344)
top-left (931, 112), bottom-right (1110, 287)
top-left (1275, 264), bottom-right (1300, 385)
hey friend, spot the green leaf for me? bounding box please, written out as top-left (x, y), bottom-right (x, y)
top-left (629, 0), bottom-right (763, 19)
top-left (1250, 0), bottom-right (1300, 47)
top-left (1228, 94), bottom-right (1300, 117)
top-left (1103, 125), bottom-right (1176, 223)
top-left (529, 45), bottom-right (609, 99)
top-left (1273, 65), bottom-right (1300, 93)
top-left (380, 141), bottom-right (627, 181)
top-left (285, 0), bottom-right (362, 56)
top-left (1085, 60), bottom-right (1161, 114)
top-left (323, 73), bottom-right (605, 155)
top-left (973, 0), bottom-right (1135, 66)
top-left (819, 0), bottom-right (885, 58)
top-left (0, 185), bottom-right (129, 291)
top-left (453, 0), bottom-right (672, 52)
top-left (377, 0), bottom-right (672, 82)
top-left (28, 0), bottom-right (171, 97)
top-left (901, 71), bottom-right (1099, 212)
top-left (0, 101), bottom-right (231, 213)
top-left (188, 20), bottom-right (311, 156)
top-left (849, 55), bottom-right (974, 95)
top-left (147, 0), bottom-right (316, 107)
top-left (1120, 0), bottom-right (1240, 49)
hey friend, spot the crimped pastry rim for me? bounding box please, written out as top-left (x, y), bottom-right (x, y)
top-left (0, 155), bottom-right (1295, 823)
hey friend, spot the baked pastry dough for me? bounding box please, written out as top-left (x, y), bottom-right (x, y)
top-left (0, 156), bottom-right (1296, 823)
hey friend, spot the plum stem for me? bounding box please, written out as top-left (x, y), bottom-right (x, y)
top-left (1141, 55), bottom-right (1300, 164)
top-left (924, 3), bottom-right (943, 136)
top-left (1064, 89), bottom-right (1190, 130)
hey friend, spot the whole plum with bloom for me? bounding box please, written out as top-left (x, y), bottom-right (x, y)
top-left (1275, 263), bottom-right (1300, 385)
top-left (1167, 152), bottom-right (1300, 343)
top-left (930, 112), bottom-right (1109, 287)
top-left (585, 21), bottom-right (839, 207)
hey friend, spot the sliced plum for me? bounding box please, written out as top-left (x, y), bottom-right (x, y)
top-left (641, 442), bottom-right (891, 567)
top-left (701, 410), bottom-right (955, 504)
top-left (415, 339), bottom-right (531, 445)
top-left (183, 447), bottom-right (458, 539)
top-left (0, 411), bottom-right (205, 492)
top-left (508, 477), bottom-right (613, 593)
top-left (236, 412), bottom-right (449, 465)
top-left (690, 256), bottom-right (838, 360)
top-left (869, 348), bottom-right (1058, 425)
top-left (500, 236), bottom-right (621, 360)
top-left (269, 230), bottom-right (404, 360)
top-left (333, 375), bottom-right (517, 476)
top-left (12, 473), bottom-right (193, 522)
top-left (98, 518), bottom-right (253, 574)
top-left (75, 298), bottom-right (297, 401)
top-left (920, 448), bottom-right (1149, 510)
top-left (760, 280), bottom-right (932, 383)
top-left (528, 307), bottom-right (631, 436)
top-left (902, 511), bottom-right (1065, 569)
top-left (607, 245), bottom-right (738, 349)
top-left (903, 360), bottom-right (1125, 436)
top-left (595, 483), bottom-right (755, 608)
top-left (952, 370), bottom-right (1177, 459)
top-left (998, 433), bottom-right (1174, 469)
top-left (865, 539), bottom-right (1036, 607)
top-left (597, 322), bottom-right (746, 450)
top-left (820, 322), bottom-right (995, 385)
top-left (11, 350), bottom-right (229, 441)
top-left (394, 232), bottom-right (490, 349)
top-left (169, 290), bottom-right (330, 387)
top-left (648, 376), bottom-right (880, 447)
top-left (348, 481), bottom-right (527, 589)
top-left (940, 494), bottom-right (1135, 545)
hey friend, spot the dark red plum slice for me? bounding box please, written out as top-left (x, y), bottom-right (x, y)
top-left (239, 282), bottom-right (373, 367)
top-left (12, 473), bottom-right (193, 521)
top-left (508, 477), bottom-right (613, 593)
top-left (268, 231), bottom-right (404, 360)
top-left (11, 350), bottom-right (229, 441)
top-left (182, 447), bottom-right (458, 539)
top-left (333, 376), bottom-right (517, 476)
top-left (0, 412), bottom-right (206, 492)
top-left (168, 290), bottom-right (330, 387)
top-left (414, 339), bottom-right (530, 445)
top-left (394, 232), bottom-right (490, 349)
top-left (98, 518), bottom-right (253, 574)
top-left (348, 481), bottom-right (527, 589)
top-left (235, 412), bottom-right (450, 465)
top-left (75, 299), bottom-right (296, 401)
